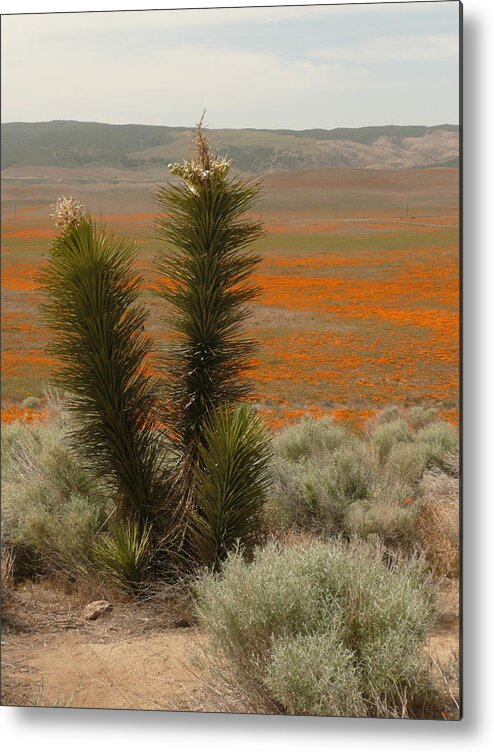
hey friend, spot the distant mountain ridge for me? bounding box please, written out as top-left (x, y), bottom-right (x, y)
top-left (1, 120), bottom-right (460, 173)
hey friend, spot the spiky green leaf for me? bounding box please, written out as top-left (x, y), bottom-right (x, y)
top-left (189, 405), bottom-right (272, 570)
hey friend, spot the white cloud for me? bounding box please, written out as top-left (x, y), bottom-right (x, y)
top-left (1, 36), bottom-right (374, 127)
top-left (0, 4), bottom-right (341, 41)
top-left (311, 33), bottom-right (458, 65)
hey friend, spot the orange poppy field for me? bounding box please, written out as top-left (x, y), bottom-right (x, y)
top-left (1, 167), bottom-right (460, 430)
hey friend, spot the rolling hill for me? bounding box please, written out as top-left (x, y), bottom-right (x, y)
top-left (1, 120), bottom-right (459, 175)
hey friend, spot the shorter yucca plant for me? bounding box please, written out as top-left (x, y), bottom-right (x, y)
top-left (93, 520), bottom-right (153, 591)
top-left (188, 405), bottom-right (272, 570)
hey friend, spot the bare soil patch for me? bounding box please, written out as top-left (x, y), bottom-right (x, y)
top-left (1, 579), bottom-right (214, 711)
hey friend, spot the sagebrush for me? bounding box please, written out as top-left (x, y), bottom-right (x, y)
top-left (266, 407), bottom-right (459, 572)
top-left (1, 410), bottom-right (111, 579)
top-left (195, 539), bottom-right (439, 717)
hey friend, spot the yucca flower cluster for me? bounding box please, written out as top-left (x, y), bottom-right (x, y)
top-left (168, 116), bottom-right (231, 194)
top-left (168, 156), bottom-right (231, 194)
top-left (51, 195), bottom-right (85, 232)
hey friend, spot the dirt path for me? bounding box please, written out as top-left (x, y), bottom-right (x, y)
top-left (1, 580), bottom-right (216, 710)
top-left (3, 629), bottom-right (207, 710)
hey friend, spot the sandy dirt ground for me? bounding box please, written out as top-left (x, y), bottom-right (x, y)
top-left (1, 580), bottom-right (217, 711)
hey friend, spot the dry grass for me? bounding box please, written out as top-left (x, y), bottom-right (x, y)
top-left (416, 467), bottom-right (460, 578)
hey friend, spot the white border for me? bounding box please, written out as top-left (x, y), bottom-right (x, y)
top-left (0, 0), bottom-right (467, 14)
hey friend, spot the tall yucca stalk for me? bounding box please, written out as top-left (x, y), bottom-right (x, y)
top-left (39, 198), bottom-right (170, 528)
top-left (154, 124), bottom-right (265, 487)
top-left (154, 123), bottom-right (272, 568)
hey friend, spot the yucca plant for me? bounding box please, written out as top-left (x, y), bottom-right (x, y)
top-left (154, 122), bottom-right (271, 567)
top-left (189, 404), bottom-right (272, 570)
top-left (39, 198), bottom-right (171, 530)
top-left (154, 123), bottom-right (264, 488)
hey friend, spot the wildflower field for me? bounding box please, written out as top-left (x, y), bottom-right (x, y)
top-left (1, 166), bottom-right (459, 430)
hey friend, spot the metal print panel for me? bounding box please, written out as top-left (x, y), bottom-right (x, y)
top-left (1, 1), bottom-right (461, 719)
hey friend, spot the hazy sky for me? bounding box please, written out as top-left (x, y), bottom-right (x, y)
top-left (1, 2), bottom-right (460, 129)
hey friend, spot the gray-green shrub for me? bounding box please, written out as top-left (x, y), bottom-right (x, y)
top-left (406, 406), bottom-right (439, 431)
top-left (367, 405), bottom-right (402, 427)
top-left (344, 499), bottom-right (418, 550)
top-left (20, 395), bottom-right (42, 410)
top-left (416, 422), bottom-right (458, 469)
top-left (266, 410), bottom-right (458, 555)
top-left (273, 416), bottom-right (349, 463)
top-left (267, 442), bottom-right (374, 535)
top-left (195, 539), bottom-right (438, 717)
top-left (1, 414), bottom-right (111, 578)
top-left (384, 441), bottom-right (429, 486)
top-left (266, 632), bottom-right (365, 717)
top-left (371, 419), bottom-right (411, 463)
top-left (333, 442), bottom-right (374, 500)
